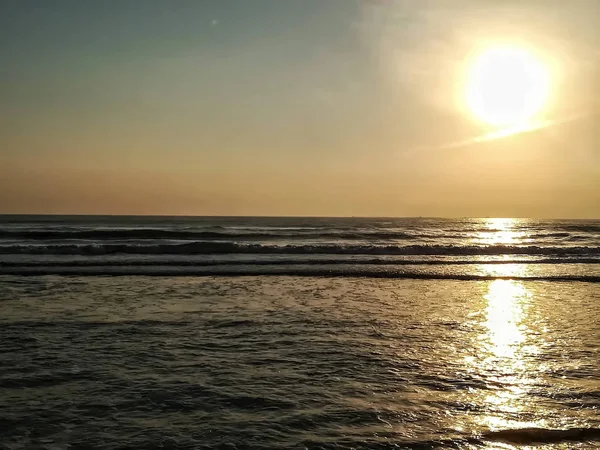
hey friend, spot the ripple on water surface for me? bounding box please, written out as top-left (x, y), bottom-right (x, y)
top-left (1, 275), bottom-right (599, 449)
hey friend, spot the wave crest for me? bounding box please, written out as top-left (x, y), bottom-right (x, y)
top-left (1, 242), bottom-right (598, 256)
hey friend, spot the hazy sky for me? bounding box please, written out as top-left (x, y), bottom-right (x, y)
top-left (1, 0), bottom-right (598, 217)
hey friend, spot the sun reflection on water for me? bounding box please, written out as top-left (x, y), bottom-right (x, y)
top-left (484, 280), bottom-right (529, 360)
top-left (474, 276), bottom-right (545, 436)
top-left (482, 263), bottom-right (531, 278)
top-left (475, 218), bottom-right (526, 246)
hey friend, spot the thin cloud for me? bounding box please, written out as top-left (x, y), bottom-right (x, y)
top-left (404, 112), bottom-right (592, 156)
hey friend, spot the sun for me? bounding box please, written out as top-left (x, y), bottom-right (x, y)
top-left (465, 45), bottom-right (551, 128)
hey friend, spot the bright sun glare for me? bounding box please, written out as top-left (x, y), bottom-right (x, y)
top-left (466, 45), bottom-right (551, 128)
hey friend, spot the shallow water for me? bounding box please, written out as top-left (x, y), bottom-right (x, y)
top-left (1, 276), bottom-right (599, 449)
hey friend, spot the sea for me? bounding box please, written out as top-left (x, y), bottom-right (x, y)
top-left (1, 216), bottom-right (599, 449)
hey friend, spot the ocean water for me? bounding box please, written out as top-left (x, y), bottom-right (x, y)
top-left (0, 216), bottom-right (598, 280)
top-left (1, 216), bottom-right (600, 449)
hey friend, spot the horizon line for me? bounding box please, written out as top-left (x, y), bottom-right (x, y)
top-left (0, 213), bottom-right (598, 221)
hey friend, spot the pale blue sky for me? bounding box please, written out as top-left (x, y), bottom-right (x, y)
top-left (1, 1), bottom-right (598, 216)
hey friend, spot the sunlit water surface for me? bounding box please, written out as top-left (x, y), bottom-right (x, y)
top-left (1, 276), bottom-right (599, 449)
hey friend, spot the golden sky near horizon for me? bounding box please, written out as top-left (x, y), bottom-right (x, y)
top-left (1, 1), bottom-right (598, 217)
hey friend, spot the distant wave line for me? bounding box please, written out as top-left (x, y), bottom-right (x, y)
top-left (0, 229), bottom-right (593, 241)
top-left (0, 229), bottom-right (420, 241)
top-left (2, 258), bottom-right (599, 267)
top-left (0, 242), bottom-right (599, 256)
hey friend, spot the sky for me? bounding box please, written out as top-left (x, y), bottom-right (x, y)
top-left (1, 0), bottom-right (598, 218)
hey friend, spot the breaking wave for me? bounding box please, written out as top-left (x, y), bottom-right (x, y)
top-left (1, 242), bottom-right (598, 256)
top-left (1, 266), bottom-right (598, 281)
top-left (0, 229), bottom-right (418, 240)
top-left (0, 229), bottom-right (590, 241)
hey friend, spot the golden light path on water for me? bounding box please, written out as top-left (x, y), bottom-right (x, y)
top-left (478, 276), bottom-right (542, 436)
top-left (469, 220), bottom-right (545, 447)
top-left (475, 218), bottom-right (526, 246)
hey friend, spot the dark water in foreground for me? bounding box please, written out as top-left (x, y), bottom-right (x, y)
top-left (1, 217), bottom-right (599, 448)
top-left (2, 276), bottom-right (600, 449)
